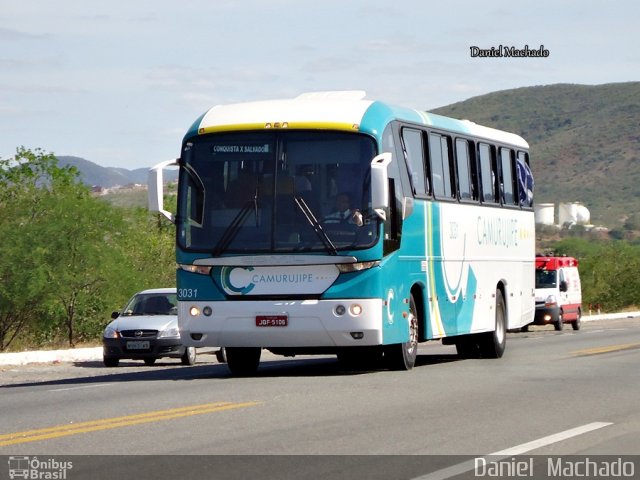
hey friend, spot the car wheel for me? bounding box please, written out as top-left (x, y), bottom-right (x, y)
top-left (478, 289), bottom-right (507, 358)
top-left (554, 311), bottom-right (564, 331)
top-left (384, 294), bottom-right (418, 370)
top-left (103, 356), bottom-right (119, 367)
top-left (572, 309), bottom-right (582, 331)
top-left (144, 357), bottom-right (157, 365)
top-left (225, 347), bottom-right (261, 376)
top-left (181, 347), bottom-right (197, 365)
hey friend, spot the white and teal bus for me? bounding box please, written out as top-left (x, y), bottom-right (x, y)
top-left (149, 91), bottom-right (535, 375)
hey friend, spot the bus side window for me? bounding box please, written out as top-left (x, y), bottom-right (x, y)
top-left (499, 147), bottom-right (517, 206)
top-left (401, 128), bottom-right (428, 196)
top-left (428, 132), bottom-right (454, 199)
top-left (455, 138), bottom-right (474, 201)
top-left (517, 151), bottom-right (534, 208)
top-left (478, 143), bottom-right (497, 203)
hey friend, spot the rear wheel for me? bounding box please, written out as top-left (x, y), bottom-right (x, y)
top-left (226, 347), bottom-right (261, 376)
top-left (181, 347), bottom-right (197, 365)
top-left (478, 289), bottom-right (507, 358)
top-left (384, 294), bottom-right (418, 370)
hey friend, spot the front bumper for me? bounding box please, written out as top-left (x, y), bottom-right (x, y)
top-left (177, 298), bottom-right (384, 348)
top-left (533, 305), bottom-right (560, 325)
top-left (103, 337), bottom-right (186, 359)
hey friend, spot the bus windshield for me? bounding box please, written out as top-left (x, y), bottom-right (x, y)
top-left (178, 130), bottom-right (378, 254)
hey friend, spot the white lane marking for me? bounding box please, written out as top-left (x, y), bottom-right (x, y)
top-left (412, 422), bottom-right (613, 480)
top-left (48, 384), bottom-right (109, 392)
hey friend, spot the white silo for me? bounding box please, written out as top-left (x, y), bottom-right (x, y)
top-left (575, 204), bottom-right (590, 224)
top-left (559, 202), bottom-right (579, 226)
top-left (534, 203), bottom-right (555, 225)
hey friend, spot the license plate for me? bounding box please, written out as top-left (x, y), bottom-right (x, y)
top-left (127, 340), bottom-right (150, 350)
top-left (256, 314), bottom-right (288, 327)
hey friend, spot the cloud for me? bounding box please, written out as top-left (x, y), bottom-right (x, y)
top-left (0, 27), bottom-right (51, 40)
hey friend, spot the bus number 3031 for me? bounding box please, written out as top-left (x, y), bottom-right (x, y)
top-left (178, 288), bottom-right (198, 299)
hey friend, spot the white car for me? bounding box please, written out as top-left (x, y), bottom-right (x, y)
top-left (102, 288), bottom-right (197, 367)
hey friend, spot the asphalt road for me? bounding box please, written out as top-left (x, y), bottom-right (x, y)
top-left (1, 318), bottom-right (639, 479)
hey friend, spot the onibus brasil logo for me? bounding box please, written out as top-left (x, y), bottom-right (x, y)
top-left (8, 456), bottom-right (73, 479)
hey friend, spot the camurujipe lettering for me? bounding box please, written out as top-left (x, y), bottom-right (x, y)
top-left (477, 216), bottom-right (519, 248)
top-left (252, 273), bottom-right (313, 284)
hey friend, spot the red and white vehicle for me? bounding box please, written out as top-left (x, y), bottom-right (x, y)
top-left (531, 255), bottom-right (582, 331)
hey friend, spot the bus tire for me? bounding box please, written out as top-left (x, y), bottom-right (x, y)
top-left (226, 347), bottom-right (261, 376)
top-left (478, 289), bottom-right (507, 358)
top-left (384, 294), bottom-right (418, 370)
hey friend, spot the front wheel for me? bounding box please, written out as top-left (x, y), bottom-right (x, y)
top-left (478, 289), bottom-right (507, 358)
top-left (554, 311), bottom-right (564, 331)
top-left (384, 294), bottom-right (419, 370)
top-left (181, 347), bottom-right (197, 365)
top-left (226, 347), bottom-right (261, 376)
top-left (571, 309), bottom-right (582, 331)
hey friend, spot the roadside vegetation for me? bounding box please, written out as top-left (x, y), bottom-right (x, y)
top-left (0, 148), bottom-right (175, 351)
top-left (1, 148), bottom-right (639, 352)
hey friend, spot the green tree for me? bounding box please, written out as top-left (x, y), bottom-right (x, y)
top-left (0, 147), bottom-right (178, 349)
top-left (0, 147), bottom-right (81, 349)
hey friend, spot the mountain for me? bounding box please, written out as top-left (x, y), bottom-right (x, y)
top-left (56, 156), bottom-right (178, 188)
top-left (431, 82), bottom-right (640, 229)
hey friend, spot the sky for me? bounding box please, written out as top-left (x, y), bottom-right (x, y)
top-left (1, 0), bottom-right (638, 170)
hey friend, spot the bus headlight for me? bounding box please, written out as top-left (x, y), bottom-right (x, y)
top-left (189, 306), bottom-right (201, 316)
top-left (336, 261), bottom-right (380, 273)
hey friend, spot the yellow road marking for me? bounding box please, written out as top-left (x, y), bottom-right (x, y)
top-left (0, 401), bottom-right (259, 447)
top-left (571, 343), bottom-right (640, 357)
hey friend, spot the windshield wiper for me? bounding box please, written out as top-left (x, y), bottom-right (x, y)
top-left (213, 189), bottom-right (258, 256)
top-left (294, 196), bottom-right (337, 255)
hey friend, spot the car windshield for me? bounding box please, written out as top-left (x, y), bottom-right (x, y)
top-left (177, 130), bottom-right (379, 254)
top-left (121, 293), bottom-right (177, 316)
top-left (535, 269), bottom-right (557, 289)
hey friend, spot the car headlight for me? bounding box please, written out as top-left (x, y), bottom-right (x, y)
top-left (104, 327), bottom-right (119, 339)
top-left (545, 295), bottom-right (558, 307)
top-left (158, 327), bottom-right (180, 339)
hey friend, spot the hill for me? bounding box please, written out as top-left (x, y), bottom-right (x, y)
top-left (431, 82), bottom-right (640, 229)
top-left (56, 156), bottom-right (177, 188)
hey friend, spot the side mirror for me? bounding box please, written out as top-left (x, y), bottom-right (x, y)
top-left (111, 311), bottom-right (120, 319)
top-left (559, 280), bottom-right (568, 292)
top-left (148, 159), bottom-right (179, 223)
top-left (370, 152), bottom-right (392, 220)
